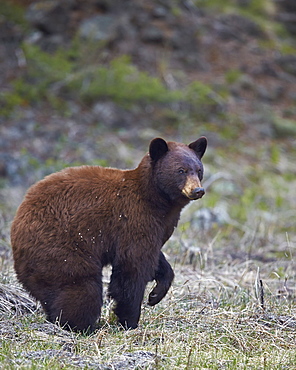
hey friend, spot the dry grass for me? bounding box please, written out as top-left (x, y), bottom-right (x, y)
top-left (0, 242), bottom-right (295, 369)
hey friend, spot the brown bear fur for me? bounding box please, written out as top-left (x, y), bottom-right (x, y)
top-left (11, 137), bottom-right (207, 332)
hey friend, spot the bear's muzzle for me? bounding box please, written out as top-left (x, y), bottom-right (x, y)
top-left (182, 176), bottom-right (205, 200)
top-left (182, 186), bottom-right (205, 200)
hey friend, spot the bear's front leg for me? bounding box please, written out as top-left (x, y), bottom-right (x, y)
top-left (108, 265), bottom-right (147, 329)
top-left (148, 251), bottom-right (174, 306)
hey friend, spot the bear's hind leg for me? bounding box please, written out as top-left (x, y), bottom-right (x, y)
top-left (48, 279), bottom-right (103, 333)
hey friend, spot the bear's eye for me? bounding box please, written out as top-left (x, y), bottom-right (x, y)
top-left (198, 169), bottom-right (203, 178)
top-left (178, 168), bottom-right (186, 174)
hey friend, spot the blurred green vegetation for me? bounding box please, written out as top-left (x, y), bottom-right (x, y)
top-left (0, 0), bottom-right (28, 30)
top-left (0, 42), bottom-right (224, 117)
top-left (193, 0), bottom-right (274, 17)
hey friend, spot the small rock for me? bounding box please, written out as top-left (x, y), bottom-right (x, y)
top-left (0, 153), bottom-right (22, 185)
top-left (256, 85), bottom-right (283, 102)
top-left (277, 12), bottom-right (296, 34)
top-left (152, 6), bottom-right (168, 18)
top-left (79, 14), bottom-right (118, 42)
top-left (278, 0), bottom-right (296, 12)
top-left (214, 14), bottom-right (266, 41)
top-left (272, 116), bottom-right (296, 138)
top-left (276, 55), bottom-right (296, 76)
top-left (141, 25), bottom-right (165, 43)
top-left (109, 351), bottom-right (158, 370)
top-left (192, 206), bottom-right (229, 231)
top-left (92, 101), bottom-right (132, 128)
top-left (26, 1), bottom-right (71, 35)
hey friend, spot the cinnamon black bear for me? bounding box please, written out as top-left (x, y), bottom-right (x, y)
top-left (11, 137), bottom-right (207, 332)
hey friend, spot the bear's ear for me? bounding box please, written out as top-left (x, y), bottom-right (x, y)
top-left (188, 136), bottom-right (207, 159)
top-left (149, 138), bottom-right (169, 162)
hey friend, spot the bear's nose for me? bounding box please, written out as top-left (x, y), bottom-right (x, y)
top-left (193, 187), bottom-right (205, 198)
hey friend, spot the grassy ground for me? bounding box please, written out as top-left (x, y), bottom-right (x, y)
top-left (0, 262), bottom-right (295, 369)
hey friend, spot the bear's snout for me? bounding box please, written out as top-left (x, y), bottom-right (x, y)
top-left (186, 186), bottom-right (205, 200)
top-left (182, 184), bottom-right (205, 200)
top-left (182, 175), bottom-right (205, 200)
top-left (191, 187), bottom-right (205, 199)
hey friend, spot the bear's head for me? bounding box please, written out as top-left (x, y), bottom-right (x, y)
top-left (149, 137), bottom-right (207, 203)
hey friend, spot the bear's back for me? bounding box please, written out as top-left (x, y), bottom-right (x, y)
top-left (11, 166), bottom-right (125, 250)
top-left (18, 165), bottom-right (124, 214)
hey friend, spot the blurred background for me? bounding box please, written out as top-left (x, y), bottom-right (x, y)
top-left (0, 0), bottom-right (295, 284)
